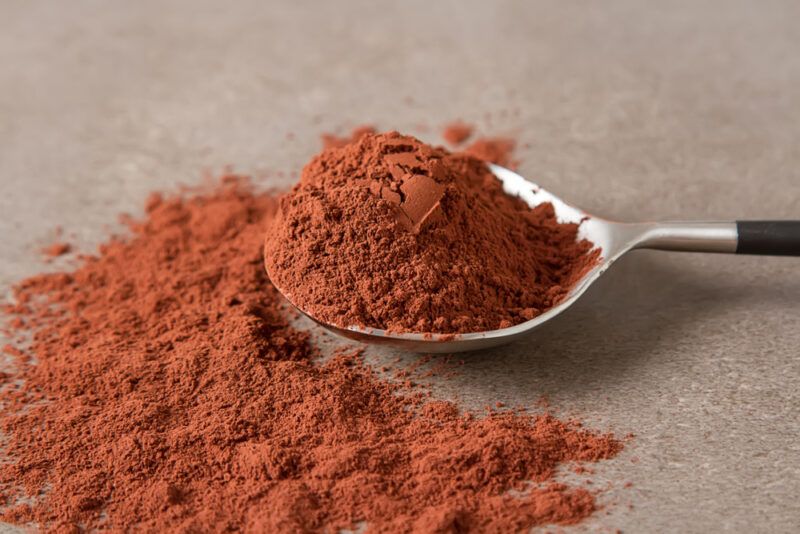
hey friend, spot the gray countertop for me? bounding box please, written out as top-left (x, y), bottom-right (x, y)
top-left (2, 1), bottom-right (799, 532)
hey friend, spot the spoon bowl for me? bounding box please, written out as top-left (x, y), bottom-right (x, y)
top-left (269, 164), bottom-right (798, 353)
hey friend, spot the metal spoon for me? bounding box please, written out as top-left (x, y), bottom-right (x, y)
top-left (269, 164), bottom-right (800, 353)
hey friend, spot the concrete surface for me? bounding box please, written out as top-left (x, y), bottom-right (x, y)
top-left (2, 1), bottom-right (799, 532)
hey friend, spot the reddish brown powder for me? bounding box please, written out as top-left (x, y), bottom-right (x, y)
top-left (265, 132), bottom-right (599, 333)
top-left (463, 136), bottom-right (517, 168)
top-left (1, 176), bottom-right (621, 532)
top-left (442, 121), bottom-right (473, 146)
top-left (321, 125), bottom-right (377, 149)
top-left (41, 242), bottom-right (72, 258)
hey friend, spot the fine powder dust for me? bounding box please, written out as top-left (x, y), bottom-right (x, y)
top-left (0, 176), bottom-right (622, 532)
top-left (463, 136), bottom-right (517, 169)
top-left (41, 242), bottom-right (72, 258)
top-left (265, 132), bottom-right (599, 334)
top-left (441, 121), bottom-right (473, 146)
top-left (321, 125), bottom-right (378, 150)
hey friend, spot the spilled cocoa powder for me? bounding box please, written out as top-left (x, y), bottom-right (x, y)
top-left (442, 121), bottom-right (473, 146)
top-left (41, 242), bottom-right (71, 258)
top-left (0, 175), bottom-right (623, 532)
top-left (463, 136), bottom-right (518, 168)
top-left (265, 131), bottom-right (599, 334)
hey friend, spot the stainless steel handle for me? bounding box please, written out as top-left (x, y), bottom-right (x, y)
top-left (633, 222), bottom-right (738, 253)
top-left (631, 220), bottom-right (800, 256)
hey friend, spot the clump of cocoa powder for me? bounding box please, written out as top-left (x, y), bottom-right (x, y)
top-left (41, 242), bottom-right (71, 258)
top-left (265, 132), bottom-right (599, 334)
top-left (0, 176), bottom-right (622, 532)
top-left (442, 121), bottom-right (473, 146)
top-left (464, 136), bottom-right (517, 168)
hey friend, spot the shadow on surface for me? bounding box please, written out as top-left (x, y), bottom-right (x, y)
top-left (404, 251), bottom-right (800, 405)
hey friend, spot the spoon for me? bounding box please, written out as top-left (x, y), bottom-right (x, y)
top-left (269, 164), bottom-right (800, 353)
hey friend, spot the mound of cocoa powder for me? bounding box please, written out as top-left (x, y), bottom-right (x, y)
top-left (321, 125), bottom-right (377, 149)
top-left (264, 132), bottom-right (599, 334)
top-left (0, 175), bottom-right (623, 532)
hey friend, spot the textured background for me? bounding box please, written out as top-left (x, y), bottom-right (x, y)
top-left (2, 1), bottom-right (799, 532)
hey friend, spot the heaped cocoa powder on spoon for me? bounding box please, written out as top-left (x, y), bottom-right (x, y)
top-left (321, 125), bottom-right (377, 149)
top-left (264, 131), bottom-right (599, 334)
top-left (0, 170), bottom-right (624, 532)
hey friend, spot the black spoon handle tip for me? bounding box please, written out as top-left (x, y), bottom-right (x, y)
top-left (736, 220), bottom-right (800, 256)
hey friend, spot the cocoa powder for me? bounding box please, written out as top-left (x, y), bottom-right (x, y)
top-left (41, 242), bottom-right (72, 258)
top-left (442, 121), bottom-right (473, 146)
top-left (321, 125), bottom-right (377, 150)
top-left (265, 132), bottom-right (599, 333)
top-left (0, 175), bottom-right (623, 532)
top-left (463, 136), bottom-right (517, 168)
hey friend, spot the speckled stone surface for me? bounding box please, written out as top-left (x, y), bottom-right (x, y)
top-left (2, 1), bottom-right (799, 532)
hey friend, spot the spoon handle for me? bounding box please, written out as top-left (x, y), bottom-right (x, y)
top-left (633, 221), bottom-right (800, 256)
top-left (736, 221), bottom-right (800, 256)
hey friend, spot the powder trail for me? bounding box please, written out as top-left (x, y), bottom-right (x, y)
top-left (1, 176), bottom-right (621, 532)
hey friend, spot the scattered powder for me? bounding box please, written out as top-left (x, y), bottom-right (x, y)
top-left (41, 242), bottom-right (71, 258)
top-left (321, 125), bottom-right (377, 150)
top-left (265, 131), bottom-right (599, 333)
top-left (420, 356), bottom-right (460, 380)
top-left (442, 121), bottom-right (473, 146)
top-left (0, 175), bottom-right (622, 532)
top-left (463, 136), bottom-right (517, 168)
top-left (390, 355), bottom-right (461, 382)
